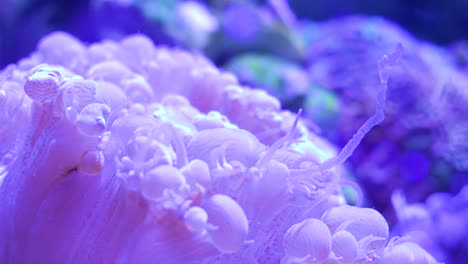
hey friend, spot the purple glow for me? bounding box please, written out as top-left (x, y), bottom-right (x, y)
top-left (0, 32), bottom-right (441, 263)
top-left (399, 151), bottom-right (430, 183)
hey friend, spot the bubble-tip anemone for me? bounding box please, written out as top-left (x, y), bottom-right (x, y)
top-left (0, 32), bottom-right (440, 264)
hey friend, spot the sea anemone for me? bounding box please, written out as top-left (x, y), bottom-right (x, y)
top-left (0, 32), bottom-right (439, 263)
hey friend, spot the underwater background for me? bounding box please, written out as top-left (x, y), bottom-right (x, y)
top-left (2, 0), bottom-right (468, 68)
top-left (0, 0), bottom-right (467, 263)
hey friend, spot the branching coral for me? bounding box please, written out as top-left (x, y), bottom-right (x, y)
top-left (0, 32), bottom-right (440, 263)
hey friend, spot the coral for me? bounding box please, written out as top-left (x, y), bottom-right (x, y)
top-left (0, 32), bottom-right (439, 263)
top-left (304, 16), bottom-right (468, 191)
top-left (392, 186), bottom-right (468, 264)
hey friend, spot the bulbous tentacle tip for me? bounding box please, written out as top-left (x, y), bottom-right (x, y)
top-left (24, 66), bottom-right (63, 102)
top-left (181, 159), bottom-right (211, 188)
top-left (283, 218), bottom-right (332, 263)
top-left (381, 241), bottom-right (442, 264)
top-left (76, 103), bottom-right (111, 137)
top-left (62, 79), bottom-right (98, 120)
top-left (184, 206), bottom-right (209, 233)
top-left (141, 165), bottom-right (186, 201)
top-left (203, 194), bottom-right (249, 254)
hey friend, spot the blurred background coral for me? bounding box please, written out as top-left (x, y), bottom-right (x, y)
top-left (2, 0), bottom-right (468, 68)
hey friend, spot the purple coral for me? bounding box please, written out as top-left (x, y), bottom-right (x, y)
top-left (0, 32), bottom-right (440, 263)
top-left (392, 186), bottom-right (468, 263)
